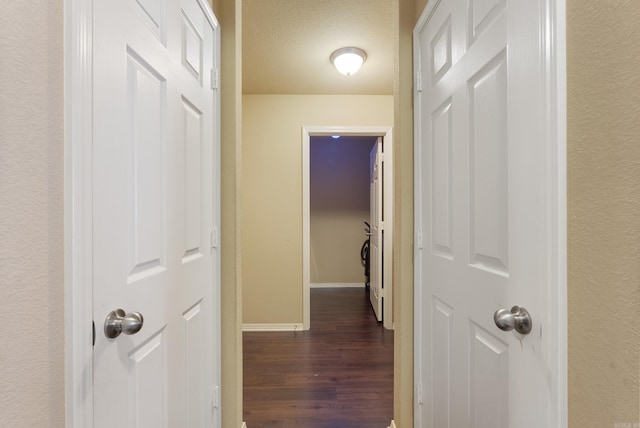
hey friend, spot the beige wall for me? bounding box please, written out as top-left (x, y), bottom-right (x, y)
top-left (242, 94), bottom-right (393, 324)
top-left (567, 0), bottom-right (640, 425)
top-left (310, 137), bottom-right (374, 284)
top-left (394, 0), bottom-right (416, 426)
top-left (0, 1), bottom-right (65, 426)
top-left (216, 0), bottom-right (244, 426)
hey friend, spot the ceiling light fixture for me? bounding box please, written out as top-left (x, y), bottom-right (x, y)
top-left (330, 47), bottom-right (367, 76)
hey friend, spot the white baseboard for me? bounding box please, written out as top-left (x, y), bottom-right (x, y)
top-left (242, 323), bottom-right (303, 332)
top-left (310, 282), bottom-right (365, 288)
top-left (388, 420), bottom-right (396, 428)
top-left (241, 423), bottom-right (247, 428)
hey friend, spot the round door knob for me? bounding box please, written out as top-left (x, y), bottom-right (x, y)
top-left (493, 305), bottom-right (532, 335)
top-left (104, 309), bottom-right (144, 339)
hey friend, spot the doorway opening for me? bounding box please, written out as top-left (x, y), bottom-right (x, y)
top-left (303, 126), bottom-right (394, 331)
top-left (309, 135), bottom-right (382, 323)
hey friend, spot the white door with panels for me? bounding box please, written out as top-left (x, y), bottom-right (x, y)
top-left (369, 137), bottom-right (383, 322)
top-left (414, 0), bottom-right (565, 426)
top-left (92, 0), bottom-right (221, 426)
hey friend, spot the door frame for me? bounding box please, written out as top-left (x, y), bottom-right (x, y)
top-left (302, 126), bottom-right (394, 330)
top-left (412, 0), bottom-right (567, 425)
top-left (63, 1), bottom-right (221, 426)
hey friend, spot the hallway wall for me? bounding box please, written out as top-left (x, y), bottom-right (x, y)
top-left (567, 0), bottom-right (640, 425)
top-left (242, 94), bottom-right (393, 325)
top-left (0, 1), bottom-right (65, 426)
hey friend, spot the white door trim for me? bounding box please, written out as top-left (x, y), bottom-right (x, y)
top-left (547, 1), bottom-right (568, 424)
top-left (63, 1), bottom-right (220, 426)
top-left (64, 0), bottom-right (94, 425)
top-left (412, 0), bottom-right (567, 426)
top-left (302, 126), bottom-right (394, 330)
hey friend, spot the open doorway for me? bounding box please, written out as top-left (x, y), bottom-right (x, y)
top-left (303, 126), bottom-right (394, 331)
top-left (309, 134), bottom-right (388, 325)
top-left (309, 134), bottom-right (376, 301)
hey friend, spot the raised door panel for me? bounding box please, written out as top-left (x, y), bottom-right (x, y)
top-left (468, 0), bottom-right (505, 45)
top-left (129, 0), bottom-right (167, 42)
top-left (431, 98), bottom-right (453, 260)
top-left (126, 49), bottom-right (167, 283)
top-left (431, 16), bottom-right (452, 84)
top-left (432, 298), bottom-right (453, 428)
top-left (181, 10), bottom-right (204, 84)
top-left (183, 302), bottom-right (206, 428)
top-left (128, 331), bottom-right (168, 427)
top-left (181, 96), bottom-right (204, 264)
top-left (468, 52), bottom-right (508, 276)
top-left (469, 323), bottom-right (508, 428)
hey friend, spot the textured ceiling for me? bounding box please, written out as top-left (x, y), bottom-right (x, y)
top-left (242, 0), bottom-right (394, 95)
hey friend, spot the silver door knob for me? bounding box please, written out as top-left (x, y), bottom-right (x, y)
top-left (104, 309), bottom-right (144, 339)
top-left (493, 306), bottom-right (532, 335)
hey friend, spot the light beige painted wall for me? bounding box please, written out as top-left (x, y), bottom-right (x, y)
top-left (394, 0), bottom-right (415, 426)
top-left (0, 1), bottom-right (65, 426)
top-left (311, 211), bottom-right (368, 283)
top-left (215, 0), bottom-right (244, 427)
top-left (567, 0), bottom-right (640, 425)
top-left (242, 94), bottom-right (393, 324)
top-left (310, 137), bottom-right (374, 284)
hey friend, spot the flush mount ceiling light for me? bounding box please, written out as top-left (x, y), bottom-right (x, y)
top-left (330, 47), bottom-right (367, 76)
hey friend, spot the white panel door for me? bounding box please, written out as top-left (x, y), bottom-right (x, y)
top-left (369, 138), bottom-right (383, 321)
top-left (92, 0), bottom-right (220, 426)
top-left (414, 0), bottom-right (563, 426)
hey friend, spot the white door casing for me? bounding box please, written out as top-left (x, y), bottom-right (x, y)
top-left (413, 0), bottom-right (566, 426)
top-left (302, 126), bottom-right (394, 330)
top-left (369, 138), bottom-right (383, 321)
top-left (64, 0), bottom-right (221, 426)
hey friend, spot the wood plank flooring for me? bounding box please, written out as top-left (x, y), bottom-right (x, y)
top-left (243, 288), bottom-right (394, 428)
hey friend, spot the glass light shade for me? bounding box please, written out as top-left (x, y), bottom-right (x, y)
top-left (330, 47), bottom-right (367, 76)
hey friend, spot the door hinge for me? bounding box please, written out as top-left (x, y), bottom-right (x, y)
top-left (417, 228), bottom-right (423, 250)
top-left (379, 153), bottom-right (385, 163)
top-left (92, 321), bottom-right (96, 347)
top-left (211, 228), bottom-right (219, 249)
top-left (212, 385), bottom-right (220, 409)
top-left (211, 67), bottom-right (219, 90)
top-left (416, 71), bottom-right (423, 92)
top-left (417, 383), bottom-right (423, 405)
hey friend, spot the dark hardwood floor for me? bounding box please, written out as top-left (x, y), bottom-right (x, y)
top-left (243, 288), bottom-right (394, 428)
